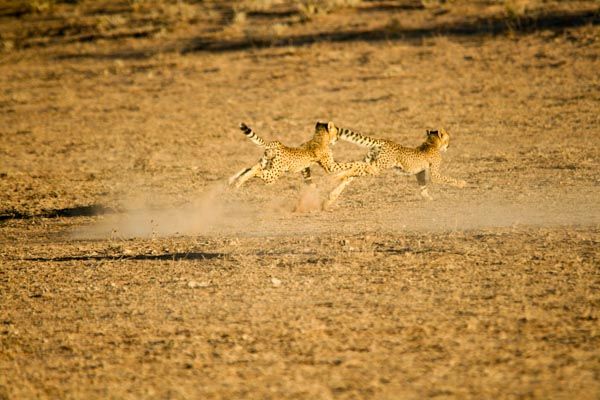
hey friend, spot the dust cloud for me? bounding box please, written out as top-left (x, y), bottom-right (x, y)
top-left (72, 183), bottom-right (599, 239)
top-left (72, 184), bottom-right (231, 239)
top-left (72, 180), bottom-right (336, 239)
top-left (292, 184), bottom-right (323, 213)
top-left (376, 189), bottom-right (600, 233)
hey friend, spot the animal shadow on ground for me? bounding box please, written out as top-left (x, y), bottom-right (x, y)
top-left (0, 205), bottom-right (116, 222)
top-left (23, 252), bottom-right (225, 262)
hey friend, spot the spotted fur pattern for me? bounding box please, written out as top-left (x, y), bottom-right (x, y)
top-left (324, 127), bottom-right (466, 208)
top-left (228, 122), bottom-right (367, 188)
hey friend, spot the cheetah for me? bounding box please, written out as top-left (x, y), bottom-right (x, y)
top-left (323, 127), bottom-right (466, 208)
top-left (228, 121), bottom-right (368, 188)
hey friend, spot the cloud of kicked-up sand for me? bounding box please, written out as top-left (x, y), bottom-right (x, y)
top-left (71, 180), bottom-right (599, 239)
top-left (292, 184), bottom-right (323, 213)
top-left (72, 184), bottom-right (230, 239)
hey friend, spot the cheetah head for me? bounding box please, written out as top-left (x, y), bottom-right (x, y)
top-left (426, 128), bottom-right (450, 152)
top-left (315, 121), bottom-right (339, 145)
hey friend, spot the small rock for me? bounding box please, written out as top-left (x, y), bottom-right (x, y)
top-left (187, 280), bottom-right (210, 289)
top-left (271, 277), bottom-right (282, 287)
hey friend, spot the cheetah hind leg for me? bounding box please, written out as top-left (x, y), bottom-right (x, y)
top-left (228, 168), bottom-right (250, 186)
top-left (228, 163), bottom-right (262, 188)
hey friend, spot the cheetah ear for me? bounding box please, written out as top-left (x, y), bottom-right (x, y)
top-left (427, 129), bottom-right (439, 136)
top-left (327, 121), bottom-right (335, 132)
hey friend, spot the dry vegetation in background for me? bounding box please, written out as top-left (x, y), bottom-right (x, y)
top-left (0, 0), bottom-right (599, 399)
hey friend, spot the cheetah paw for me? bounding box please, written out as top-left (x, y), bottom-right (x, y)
top-left (420, 189), bottom-right (433, 201)
top-left (321, 199), bottom-right (337, 211)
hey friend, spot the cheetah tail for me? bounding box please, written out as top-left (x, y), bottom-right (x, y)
top-left (239, 122), bottom-right (266, 147)
top-left (337, 127), bottom-right (380, 148)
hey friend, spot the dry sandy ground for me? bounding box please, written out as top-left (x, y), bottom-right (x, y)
top-left (0, 1), bottom-right (599, 399)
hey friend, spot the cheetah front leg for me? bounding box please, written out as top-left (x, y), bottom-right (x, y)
top-left (323, 176), bottom-right (355, 211)
top-left (416, 170), bottom-right (433, 200)
top-left (333, 161), bottom-right (379, 179)
top-left (301, 167), bottom-right (315, 187)
top-left (317, 150), bottom-right (377, 176)
top-left (323, 161), bottom-right (380, 210)
top-left (429, 163), bottom-right (466, 189)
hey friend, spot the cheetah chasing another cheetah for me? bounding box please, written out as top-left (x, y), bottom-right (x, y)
top-left (323, 126), bottom-right (467, 209)
top-left (228, 122), bottom-right (466, 211)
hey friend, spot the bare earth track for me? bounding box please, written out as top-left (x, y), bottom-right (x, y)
top-left (0, 1), bottom-right (599, 399)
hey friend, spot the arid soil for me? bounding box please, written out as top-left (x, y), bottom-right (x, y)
top-left (1, 1), bottom-right (599, 399)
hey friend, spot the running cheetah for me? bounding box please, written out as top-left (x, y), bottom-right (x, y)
top-left (324, 127), bottom-right (466, 208)
top-left (228, 122), bottom-right (368, 188)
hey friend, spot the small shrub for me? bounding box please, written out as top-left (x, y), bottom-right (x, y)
top-left (298, 0), bottom-right (362, 17)
top-left (27, 0), bottom-right (54, 13)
